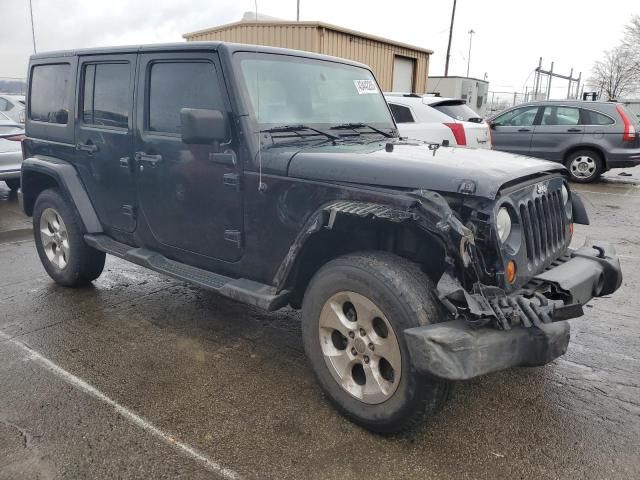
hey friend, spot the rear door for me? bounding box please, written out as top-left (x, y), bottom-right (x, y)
top-left (75, 55), bottom-right (137, 233)
top-left (490, 105), bottom-right (541, 155)
top-left (134, 51), bottom-right (243, 263)
top-left (528, 105), bottom-right (583, 161)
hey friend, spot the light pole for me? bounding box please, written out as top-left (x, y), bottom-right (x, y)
top-left (444, 0), bottom-right (457, 77)
top-left (29, 0), bottom-right (37, 53)
top-left (297, 0), bottom-right (300, 21)
top-left (466, 29), bottom-right (475, 78)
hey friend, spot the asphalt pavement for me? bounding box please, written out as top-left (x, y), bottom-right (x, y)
top-left (0, 179), bottom-right (639, 479)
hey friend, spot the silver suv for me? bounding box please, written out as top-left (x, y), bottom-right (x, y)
top-left (489, 100), bottom-right (640, 182)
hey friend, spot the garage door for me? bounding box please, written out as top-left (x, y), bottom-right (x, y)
top-left (392, 56), bottom-right (415, 92)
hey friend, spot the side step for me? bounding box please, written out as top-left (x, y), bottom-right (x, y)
top-left (84, 234), bottom-right (290, 311)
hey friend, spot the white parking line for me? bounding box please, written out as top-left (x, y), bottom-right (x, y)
top-left (0, 330), bottom-right (242, 480)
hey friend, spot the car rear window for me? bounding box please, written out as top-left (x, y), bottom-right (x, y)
top-left (431, 100), bottom-right (482, 122)
top-left (582, 109), bottom-right (614, 125)
top-left (29, 63), bottom-right (70, 124)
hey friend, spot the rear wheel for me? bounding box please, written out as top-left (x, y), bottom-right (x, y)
top-left (5, 179), bottom-right (20, 191)
top-left (33, 188), bottom-right (105, 287)
top-left (302, 251), bottom-right (450, 434)
top-left (565, 149), bottom-right (603, 183)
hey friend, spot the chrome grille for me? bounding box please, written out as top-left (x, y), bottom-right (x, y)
top-left (519, 187), bottom-right (567, 268)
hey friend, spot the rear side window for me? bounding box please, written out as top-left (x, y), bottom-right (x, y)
top-left (541, 106), bottom-right (580, 125)
top-left (29, 64), bottom-right (70, 124)
top-left (148, 62), bottom-right (223, 134)
top-left (82, 63), bottom-right (130, 129)
top-left (582, 109), bottom-right (614, 125)
top-left (389, 103), bottom-right (414, 123)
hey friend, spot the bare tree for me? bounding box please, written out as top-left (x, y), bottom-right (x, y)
top-left (589, 45), bottom-right (639, 101)
top-left (623, 14), bottom-right (640, 76)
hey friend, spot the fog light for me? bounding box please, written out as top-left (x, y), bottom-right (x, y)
top-left (506, 260), bottom-right (517, 284)
top-left (569, 223), bottom-right (574, 238)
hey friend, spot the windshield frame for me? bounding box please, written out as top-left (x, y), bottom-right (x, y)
top-left (231, 51), bottom-right (398, 138)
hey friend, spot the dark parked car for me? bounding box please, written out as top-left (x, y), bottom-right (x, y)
top-left (489, 100), bottom-right (640, 182)
top-left (20, 43), bottom-right (622, 434)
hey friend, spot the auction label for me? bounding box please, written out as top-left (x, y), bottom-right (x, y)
top-left (354, 79), bottom-right (378, 94)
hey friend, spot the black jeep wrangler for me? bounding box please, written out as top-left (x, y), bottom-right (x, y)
top-left (20, 43), bottom-right (622, 434)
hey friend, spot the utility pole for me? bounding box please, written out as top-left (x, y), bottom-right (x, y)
top-left (466, 29), bottom-right (475, 78)
top-left (444, 0), bottom-right (457, 77)
top-left (296, 0), bottom-right (300, 21)
top-left (29, 0), bottom-right (37, 53)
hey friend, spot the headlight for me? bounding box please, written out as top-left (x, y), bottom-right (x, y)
top-left (496, 207), bottom-right (512, 243)
top-left (561, 185), bottom-right (569, 206)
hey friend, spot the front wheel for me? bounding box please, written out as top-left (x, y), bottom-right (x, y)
top-left (565, 149), bottom-right (604, 183)
top-left (301, 252), bottom-right (450, 434)
top-left (33, 188), bottom-right (106, 287)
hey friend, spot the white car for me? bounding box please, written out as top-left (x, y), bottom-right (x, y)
top-left (0, 111), bottom-right (24, 191)
top-left (0, 94), bottom-right (26, 124)
top-left (385, 93), bottom-right (491, 149)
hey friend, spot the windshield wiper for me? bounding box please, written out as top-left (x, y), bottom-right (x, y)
top-left (261, 124), bottom-right (339, 140)
top-left (329, 122), bottom-right (394, 138)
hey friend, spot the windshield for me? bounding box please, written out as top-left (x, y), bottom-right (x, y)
top-left (431, 100), bottom-right (482, 122)
top-left (236, 52), bottom-right (395, 131)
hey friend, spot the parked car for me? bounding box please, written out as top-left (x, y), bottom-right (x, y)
top-left (21, 43), bottom-right (622, 434)
top-left (0, 111), bottom-right (24, 191)
top-left (0, 94), bottom-right (26, 124)
top-left (489, 100), bottom-right (640, 183)
top-left (385, 93), bottom-right (491, 148)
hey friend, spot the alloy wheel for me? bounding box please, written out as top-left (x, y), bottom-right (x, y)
top-left (318, 291), bottom-right (401, 404)
top-left (40, 207), bottom-right (70, 269)
top-left (569, 155), bottom-right (596, 179)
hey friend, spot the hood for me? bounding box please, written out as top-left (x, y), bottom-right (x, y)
top-left (287, 142), bottom-right (565, 199)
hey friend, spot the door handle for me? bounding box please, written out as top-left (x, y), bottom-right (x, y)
top-left (567, 128), bottom-right (582, 132)
top-left (517, 128), bottom-right (531, 132)
top-left (135, 152), bottom-right (163, 166)
top-left (76, 142), bottom-right (98, 153)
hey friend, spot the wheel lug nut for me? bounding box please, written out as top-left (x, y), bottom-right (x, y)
top-left (363, 355), bottom-right (370, 364)
top-left (359, 328), bottom-right (366, 336)
top-left (348, 331), bottom-right (355, 339)
top-left (368, 343), bottom-right (374, 351)
top-left (351, 347), bottom-right (357, 356)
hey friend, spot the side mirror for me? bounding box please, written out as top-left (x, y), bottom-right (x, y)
top-left (180, 108), bottom-right (228, 144)
top-left (489, 121), bottom-right (499, 129)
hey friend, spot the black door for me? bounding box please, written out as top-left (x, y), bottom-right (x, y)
top-left (134, 52), bottom-right (243, 262)
top-left (75, 55), bottom-right (137, 232)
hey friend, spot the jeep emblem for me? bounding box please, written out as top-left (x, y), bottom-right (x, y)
top-left (536, 183), bottom-right (548, 195)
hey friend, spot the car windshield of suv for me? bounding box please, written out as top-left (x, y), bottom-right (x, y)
top-left (236, 52), bottom-right (395, 133)
top-left (430, 100), bottom-right (482, 122)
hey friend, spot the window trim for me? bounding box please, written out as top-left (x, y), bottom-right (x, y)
top-left (144, 58), bottom-right (219, 138)
top-left (80, 61), bottom-right (131, 132)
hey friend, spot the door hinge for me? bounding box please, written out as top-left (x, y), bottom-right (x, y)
top-left (223, 173), bottom-right (241, 190)
top-left (122, 205), bottom-right (137, 218)
top-left (224, 230), bottom-right (242, 248)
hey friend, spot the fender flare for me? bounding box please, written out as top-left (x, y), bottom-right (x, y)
top-left (21, 156), bottom-right (103, 233)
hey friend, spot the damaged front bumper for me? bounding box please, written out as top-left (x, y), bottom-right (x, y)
top-left (404, 240), bottom-right (622, 381)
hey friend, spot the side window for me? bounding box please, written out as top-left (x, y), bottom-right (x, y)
top-left (0, 98), bottom-right (8, 111)
top-left (494, 106), bottom-right (539, 127)
top-left (82, 62), bottom-right (130, 129)
top-left (29, 63), bottom-right (70, 124)
top-left (541, 106), bottom-right (580, 126)
top-left (582, 109), bottom-right (614, 125)
top-left (148, 62), bottom-right (223, 134)
top-left (388, 103), bottom-right (414, 123)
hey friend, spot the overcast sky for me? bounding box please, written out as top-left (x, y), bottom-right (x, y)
top-left (2, 0), bottom-right (638, 99)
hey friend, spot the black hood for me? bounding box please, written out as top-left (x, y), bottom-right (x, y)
top-left (285, 142), bottom-right (565, 199)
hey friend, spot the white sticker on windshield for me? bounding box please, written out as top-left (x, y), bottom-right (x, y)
top-left (354, 79), bottom-right (378, 95)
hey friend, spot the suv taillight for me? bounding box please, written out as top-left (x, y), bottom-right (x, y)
top-left (616, 104), bottom-right (637, 142)
top-left (444, 122), bottom-right (467, 146)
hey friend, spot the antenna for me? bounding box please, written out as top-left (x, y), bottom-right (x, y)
top-left (254, 0), bottom-right (266, 192)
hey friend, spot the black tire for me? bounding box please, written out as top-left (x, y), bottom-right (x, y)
top-left (301, 251), bottom-right (450, 434)
top-left (33, 188), bottom-right (105, 287)
top-left (564, 149), bottom-right (604, 183)
top-left (5, 179), bottom-right (20, 191)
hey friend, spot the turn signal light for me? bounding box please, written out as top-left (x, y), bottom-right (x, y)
top-left (506, 260), bottom-right (517, 284)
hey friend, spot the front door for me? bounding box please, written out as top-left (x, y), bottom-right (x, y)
top-left (134, 52), bottom-right (243, 263)
top-left (491, 105), bottom-right (541, 156)
top-left (75, 55), bottom-right (137, 232)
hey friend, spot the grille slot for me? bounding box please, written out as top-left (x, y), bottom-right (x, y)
top-left (519, 187), bottom-right (568, 268)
